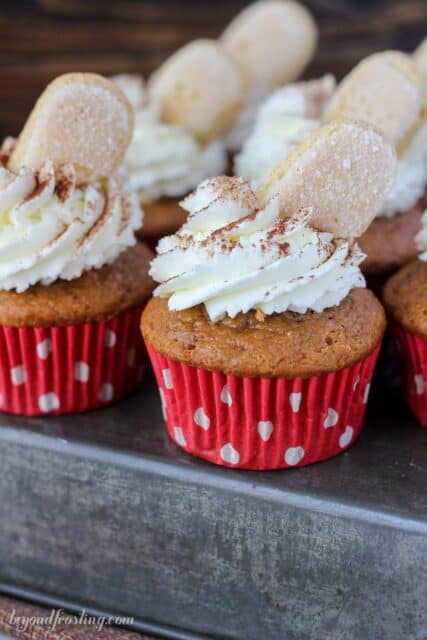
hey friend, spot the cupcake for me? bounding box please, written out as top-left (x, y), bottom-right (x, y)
top-left (114, 40), bottom-right (245, 243)
top-left (0, 73), bottom-right (154, 415)
top-left (141, 120), bottom-right (395, 469)
top-left (234, 74), bottom-right (336, 184)
top-left (323, 51), bottom-right (427, 278)
top-left (383, 216), bottom-right (427, 426)
top-left (220, 0), bottom-right (318, 153)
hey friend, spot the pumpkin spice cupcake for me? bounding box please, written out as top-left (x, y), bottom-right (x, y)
top-left (142, 120), bottom-right (395, 470)
top-left (0, 73), bottom-right (154, 415)
top-left (114, 40), bottom-right (244, 243)
top-left (383, 216), bottom-right (427, 426)
top-left (220, 0), bottom-right (318, 153)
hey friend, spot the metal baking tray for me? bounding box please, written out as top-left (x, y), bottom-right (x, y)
top-left (0, 374), bottom-right (425, 640)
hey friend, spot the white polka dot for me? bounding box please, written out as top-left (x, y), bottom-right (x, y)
top-left (220, 443), bottom-right (240, 465)
top-left (36, 338), bottom-right (52, 360)
top-left (0, 394), bottom-right (4, 406)
top-left (289, 392), bottom-right (301, 413)
top-left (194, 407), bottom-right (210, 430)
top-left (159, 388), bottom-right (167, 420)
top-left (220, 385), bottom-right (232, 406)
top-left (38, 392), bottom-right (60, 413)
top-left (363, 383), bottom-right (371, 404)
top-left (162, 368), bottom-right (173, 389)
top-left (257, 420), bottom-right (274, 442)
top-left (174, 427), bottom-right (187, 447)
top-left (99, 383), bottom-right (114, 403)
top-left (104, 329), bottom-right (117, 348)
top-left (74, 361), bottom-right (90, 383)
top-left (353, 375), bottom-right (360, 391)
top-left (11, 365), bottom-right (26, 386)
top-left (415, 374), bottom-right (425, 395)
top-left (127, 348), bottom-right (136, 367)
top-left (324, 408), bottom-right (339, 428)
top-left (284, 446), bottom-right (304, 466)
top-left (339, 425), bottom-right (354, 448)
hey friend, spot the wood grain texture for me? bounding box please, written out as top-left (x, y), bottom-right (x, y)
top-left (0, 0), bottom-right (426, 135)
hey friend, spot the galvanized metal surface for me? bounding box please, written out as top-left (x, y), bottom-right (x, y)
top-left (0, 377), bottom-right (425, 640)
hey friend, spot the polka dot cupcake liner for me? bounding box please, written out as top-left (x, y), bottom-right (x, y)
top-left (145, 342), bottom-right (381, 470)
top-left (0, 306), bottom-right (145, 416)
top-left (392, 324), bottom-right (427, 427)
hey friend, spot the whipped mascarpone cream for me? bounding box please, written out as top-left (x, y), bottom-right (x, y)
top-left (0, 139), bottom-right (142, 292)
top-left (115, 78), bottom-right (227, 203)
top-left (150, 177), bottom-right (365, 322)
top-left (225, 86), bottom-right (270, 153)
top-left (380, 119), bottom-right (427, 217)
top-left (235, 75), bottom-right (336, 185)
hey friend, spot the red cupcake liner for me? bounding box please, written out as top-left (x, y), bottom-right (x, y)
top-left (0, 306), bottom-right (145, 416)
top-left (145, 342), bottom-right (381, 470)
top-left (392, 324), bottom-right (427, 426)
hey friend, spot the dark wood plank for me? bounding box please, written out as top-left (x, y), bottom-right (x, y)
top-left (0, 1), bottom-right (425, 135)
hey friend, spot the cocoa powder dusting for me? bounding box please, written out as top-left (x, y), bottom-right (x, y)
top-left (55, 165), bottom-right (76, 203)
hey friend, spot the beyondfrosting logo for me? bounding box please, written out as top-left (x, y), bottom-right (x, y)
top-left (8, 607), bottom-right (135, 633)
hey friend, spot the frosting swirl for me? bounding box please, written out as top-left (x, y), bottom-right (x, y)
top-left (225, 86), bottom-right (270, 153)
top-left (115, 79), bottom-right (227, 203)
top-left (235, 76), bottom-right (336, 185)
top-left (379, 118), bottom-right (427, 217)
top-left (150, 177), bottom-right (365, 322)
top-left (0, 139), bottom-right (142, 292)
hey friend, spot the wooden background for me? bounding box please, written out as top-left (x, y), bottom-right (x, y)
top-left (0, 0), bottom-right (426, 137)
